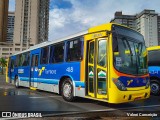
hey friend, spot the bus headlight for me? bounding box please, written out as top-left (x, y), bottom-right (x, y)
top-left (145, 79), bottom-right (150, 89)
top-left (113, 78), bottom-right (127, 91)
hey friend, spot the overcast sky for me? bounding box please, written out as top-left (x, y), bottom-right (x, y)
top-left (9, 0), bottom-right (160, 41)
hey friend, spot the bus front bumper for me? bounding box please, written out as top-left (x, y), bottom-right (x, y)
top-left (108, 87), bottom-right (150, 104)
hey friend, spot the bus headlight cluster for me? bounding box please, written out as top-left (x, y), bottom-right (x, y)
top-left (113, 78), bottom-right (127, 91)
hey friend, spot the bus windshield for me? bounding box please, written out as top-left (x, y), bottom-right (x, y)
top-left (112, 25), bottom-right (148, 75)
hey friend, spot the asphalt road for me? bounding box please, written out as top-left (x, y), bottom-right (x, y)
top-left (0, 75), bottom-right (160, 120)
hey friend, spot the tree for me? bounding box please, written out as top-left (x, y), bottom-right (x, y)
top-left (0, 58), bottom-right (7, 75)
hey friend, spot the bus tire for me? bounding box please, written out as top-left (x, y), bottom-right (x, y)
top-left (61, 78), bottom-right (74, 102)
top-left (15, 76), bottom-right (19, 88)
top-left (150, 80), bottom-right (160, 96)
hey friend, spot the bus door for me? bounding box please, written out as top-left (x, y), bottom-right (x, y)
top-left (30, 54), bottom-right (39, 88)
top-left (87, 38), bottom-right (108, 99)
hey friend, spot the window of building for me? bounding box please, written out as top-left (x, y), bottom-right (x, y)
top-left (2, 48), bottom-right (9, 51)
top-left (15, 48), bottom-right (20, 51)
top-left (15, 44), bottom-right (20, 46)
top-left (49, 43), bottom-right (64, 63)
top-left (66, 39), bottom-right (83, 61)
top-left (2, 53), bottom-right (9, 55)
top-left (40, 46), bottom-right (49, 64)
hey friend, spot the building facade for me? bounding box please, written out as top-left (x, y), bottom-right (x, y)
top-left (111, 11), bottom-right (136, 30)
top-left (136, 10), bottom-right (158, 47)
top-left (0, 0), bottom-right (50, 58)
top-left (0, 0), bottom-right (9, 42)
top-left (7, 12), bottom-right (15, 42)
top-left (13, 0), bottom-right (50, 49)
top-left (111, 10), bottom-right (159, 47)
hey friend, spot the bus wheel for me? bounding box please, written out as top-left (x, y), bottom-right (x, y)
top-left (62, 78), bottom-right (74, 102)
top-left (15, 76), bottom-right (19, 88)
top-left (151, 80), bottom-right (160, 96)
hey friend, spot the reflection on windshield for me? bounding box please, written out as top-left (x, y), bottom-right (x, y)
top-left (113, 35), bottom-right (148, 75)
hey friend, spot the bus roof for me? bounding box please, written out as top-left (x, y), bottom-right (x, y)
top-left (12, 30), bottom-right (88, 56)
top-left (147, 46), bottom-right (160, 51)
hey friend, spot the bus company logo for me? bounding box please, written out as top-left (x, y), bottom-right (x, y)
top-left (98, 71), bottom-right (106, 78)
top-left (38, 67), bottom-right (45, 76)
top-left (89, 71), bottom-right (94, 78)
top-left (127, 80), bottom-right (133, 86)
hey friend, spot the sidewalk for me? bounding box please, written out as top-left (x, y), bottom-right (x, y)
top-left (0, 75), bottom-right (14, 88)
top-left (0, 75), bottom-right (6, 84)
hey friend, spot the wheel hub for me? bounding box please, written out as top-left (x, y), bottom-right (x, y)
top-left (63, 83), bottom-right (71, 98)
top-left (151, 83), bottom-right (159, 93)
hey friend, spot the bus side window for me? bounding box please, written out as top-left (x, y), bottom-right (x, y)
top-left (35, 56), bottom-right (38, 66)
top-left (89, 42), bottom-right (94, 64)
top-left (22, 52), bottom-right (30, 66)
top-left (40, 46), bottom-right (49, 64)
top-left (49, 43), bottom-right (64, 63)
top-left (8, 58), bottom-right (11, 68)
top-left (15, 55), bottom-right (19, 67)
top-left (11, 59), bottom-right (14, 69)
top-left (54, 43), bottom-right (64, 63)
top-left (49, 46), bottom-right (54, 63)
top-left (67, 39), bottom-right (82, 61)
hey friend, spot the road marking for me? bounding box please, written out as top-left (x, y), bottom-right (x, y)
top-left (29, 96), bottom-right (45, 99)
top-left (1, 117), bottom-right (24, 120)
top-left (29, 96), bottom-right (61, 99)
top-left (119, 104), bottom-right (160, 110)
top-left (48, 96), bottom-right (61, 98)
top-left (89, 104), bottom-right (160, 112)
top-left (90, 108), bottom-right (117, 112)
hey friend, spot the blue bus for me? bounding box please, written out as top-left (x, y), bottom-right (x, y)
top-left (148, 46), bottom-right (160, 95)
